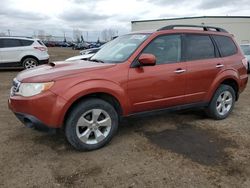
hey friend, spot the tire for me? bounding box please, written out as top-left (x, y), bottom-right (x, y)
top-left (22, 57), bottom-right (38, 69)
top-left (65, 98), bottom-right (119, 151)
top-left (206, 84), bottom-right (236, 120)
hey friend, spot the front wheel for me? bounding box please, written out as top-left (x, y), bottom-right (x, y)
top-left (206, 84), bottom-right (236, 120)
top-left (65, 98), bottom-right (119, 151)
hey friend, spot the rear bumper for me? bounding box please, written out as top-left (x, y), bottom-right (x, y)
top-left (38, 58), bottom-right (49, 65)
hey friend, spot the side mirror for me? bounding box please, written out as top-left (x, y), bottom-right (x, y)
top-left (138, 53), bottom-right (156, 66)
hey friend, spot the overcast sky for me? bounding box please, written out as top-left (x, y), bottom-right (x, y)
top-left (0, 0), bottom-right (250, 41)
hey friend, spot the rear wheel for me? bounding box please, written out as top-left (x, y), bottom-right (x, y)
top-left (65, 98), bottom-right (119, 151)
top-left (22, 57), bottom-right (38, 69)
top-left (206, 84), bottom-right (235, 120)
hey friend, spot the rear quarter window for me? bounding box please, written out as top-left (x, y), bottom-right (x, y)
top-left (20, 39), bottom-right (34, 46)
top-left (213, 35), bottom-right (237, 57)
top-left (37, 40), bottom-right (45, 46)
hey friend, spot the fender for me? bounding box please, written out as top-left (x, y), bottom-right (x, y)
top-left (205, 69), bottom-right (240, 101)
top-left (56, 79), bottom-right (130, 125)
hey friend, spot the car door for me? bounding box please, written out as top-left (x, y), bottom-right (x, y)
top-left (127, 34), bottom-right (187, 113)
top-left (183, 34), bottom-right (223, 103)
top-left (1, 39), bottom-right (23, 64)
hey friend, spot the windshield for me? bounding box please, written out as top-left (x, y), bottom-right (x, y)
top-left (90, 34), bottom-right (150, 63)
top-left (241, 45), bottom-right (250, 55)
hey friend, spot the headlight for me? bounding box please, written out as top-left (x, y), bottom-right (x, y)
top-left (16, 82), bottom-right (54, 97)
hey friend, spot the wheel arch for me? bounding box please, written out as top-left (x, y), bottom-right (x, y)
top-left (207, 72), bottom-right (240, 102)
top-left (21, 55), bottom-right (39, 64)
top-left (62, 92), bottom-right (124, 129)
top-left (220, 78), bottom-right (239, 100)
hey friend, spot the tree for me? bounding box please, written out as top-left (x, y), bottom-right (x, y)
top-left (73, 29), bottom-right (82, 43)
top-left (101, 28), bottom-right (118, 42)
top-left (37, 30), bottom-right (45, 40)
top-left (0, 32), bottom-right (6, 36)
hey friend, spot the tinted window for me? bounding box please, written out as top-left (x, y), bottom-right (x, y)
top-left (184, 34), bottom-right (215, 61)
top-left (213, 35), bottom-right (237, 57)
top-left (142, 35), bottom-right (181, 64)
top-left (1, 39), bottom-right (22, 48)
top-left (37, 40), bottom-right (45, 46)
top-left (21, 39), bottom-right (34, 46)
top-left (0, 39), bottom-right (3, 48)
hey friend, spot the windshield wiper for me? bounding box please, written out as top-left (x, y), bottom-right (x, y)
top-left (89, 58), bottom-right (105, 63)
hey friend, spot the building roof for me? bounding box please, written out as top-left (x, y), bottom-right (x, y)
top-left (131, 16), bottom-right (250, 23)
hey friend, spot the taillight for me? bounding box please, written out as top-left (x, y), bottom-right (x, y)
top-left (34, 46), bottom-right (47, 51)
top-left (242, 57), bottom-right (248, 70)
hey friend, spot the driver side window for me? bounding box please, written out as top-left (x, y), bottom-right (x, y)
top-left (142, 35), bottom-right (181, 65)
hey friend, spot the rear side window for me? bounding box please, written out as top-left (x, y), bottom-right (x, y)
top-left (213, 35), bottom-right (237, 57)
top-left (183, 34), bottom-right (215, 61)
top-left (20, 39), bottom-right (34, 46)
top-left (0, 39), bottom-right (22, 48)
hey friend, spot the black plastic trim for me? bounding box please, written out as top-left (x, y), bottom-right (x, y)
top-left (126, 102), bottom-right (209, 118)
top-left (157, 25), bottom-right (228, 33)
top-left (15, 112), bottom-right (56, 132)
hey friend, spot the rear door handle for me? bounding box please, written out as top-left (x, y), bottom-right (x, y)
top-left (216, 64), bottom-right (224, 68)
top-left (174, 69), bottom-right (186, 74)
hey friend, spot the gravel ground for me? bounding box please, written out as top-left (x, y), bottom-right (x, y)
top-left (0, 47), bottom-right (250, 188)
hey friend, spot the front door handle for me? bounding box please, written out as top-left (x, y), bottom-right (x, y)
top-left (174, 69), bottom-right (186, 74)
top-left (216, 64), bottom-right (224, 68)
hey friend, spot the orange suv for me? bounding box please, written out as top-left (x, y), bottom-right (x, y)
top-left (9, 25), bottom-right (248, 150)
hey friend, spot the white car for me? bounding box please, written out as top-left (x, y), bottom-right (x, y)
top-left (240, 44), bottom-right (250, 72)
top-left (65, 53), bottom-right (94, 61)
top-left (66, 45), bottom-right (106, 61)
top-left (0, 37), bottom-right (49, 69)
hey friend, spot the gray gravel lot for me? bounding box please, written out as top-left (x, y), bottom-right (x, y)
top-left (0, 47), bottom-right (250, 188)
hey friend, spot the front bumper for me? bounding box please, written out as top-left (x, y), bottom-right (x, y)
top-left (15, 112), bottom-right (56, 132)
top-left (8, 90), bottom-right (67, 128)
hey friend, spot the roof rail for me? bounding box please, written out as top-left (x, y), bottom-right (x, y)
top-left (157, 25), bottom-right (228, 33)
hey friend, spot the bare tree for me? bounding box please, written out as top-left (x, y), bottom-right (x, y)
top-left (0, 32), bottom-right (6, 36)
top-left (101, 28), bottom-right (118, 42)
top-left (73, 29), bottom-right (82, 43)
top-left (37, 30), bottom-right (46, 40)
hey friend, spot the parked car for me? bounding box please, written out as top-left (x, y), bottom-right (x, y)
top-left (240, 44), bottom-right (250, 72)
top-left (72, 42), bottom-right (90, 50)
top-left (56, 41), bottom-right (71, 47)
top-left (66, 44), bottom-right (106, 61)
top-left (80, 47), bottom-right (101, 55)
top-left (9, 25), bottom-right (248, 151)
top-left (43, 41), bottom-right (56, 47)
top-left (0, 37), bottom-right (49, 69)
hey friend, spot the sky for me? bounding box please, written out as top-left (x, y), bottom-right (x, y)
top-left (0, 0), bottom-right (250, 41)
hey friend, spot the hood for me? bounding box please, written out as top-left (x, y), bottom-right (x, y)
top-left (16, 60), bottom-right (116, 83)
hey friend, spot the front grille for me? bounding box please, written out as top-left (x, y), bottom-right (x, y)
top-left (11, 78), bottom-right (21, 96)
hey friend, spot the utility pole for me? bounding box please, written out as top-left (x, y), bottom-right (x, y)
top-left (7, 29), bottom-right (10, 36)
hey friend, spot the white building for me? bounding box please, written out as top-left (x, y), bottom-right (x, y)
top-left (131, 16), bottom-right (250, 44)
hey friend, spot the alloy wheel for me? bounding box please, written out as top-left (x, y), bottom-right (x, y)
top-left (76, 109), bottom-right (112, 145)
